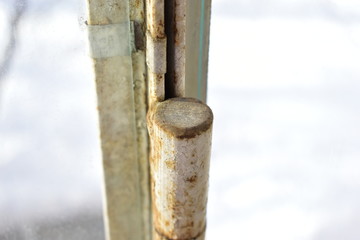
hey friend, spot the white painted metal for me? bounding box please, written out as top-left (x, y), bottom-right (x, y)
top-left (129, 1), bottom-right (152, 239)
top-left (148, 98), bottom-right (213, 240)
top-left (146, 0), bottom-right (166, 107)
top-left (166, 0), bottom-right (186, 98)
top-left (172, 0), bottom-right (186, 97)
top-left (86, 0), bottom-right (149, 239)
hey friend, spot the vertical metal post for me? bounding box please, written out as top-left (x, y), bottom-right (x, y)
top-left (86, 0), bottom-right (149, 239)
top-left (147, 1), bottom-right (213, 239)
top-left (148, 98), bottom-right (213, 240)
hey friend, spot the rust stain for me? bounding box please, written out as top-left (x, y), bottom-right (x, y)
top-left (153, 98), bottom-right (213, 139)
top-left (134, 0), bottom-right (141, 8)
top-left (186, 175), bottom-right (197, 183)
top-left (151, 136), bottom-right (162, 172)
top-left (165, 160), bottom-right (175, 170)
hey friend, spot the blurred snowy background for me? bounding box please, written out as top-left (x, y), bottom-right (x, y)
top-left (1, 0), bottom-right (360, 239)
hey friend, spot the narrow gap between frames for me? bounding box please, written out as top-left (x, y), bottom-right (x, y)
top-left (164, 0), bottom-right (176, 100)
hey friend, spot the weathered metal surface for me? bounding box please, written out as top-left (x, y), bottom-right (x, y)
top-left (130, 0), bottom-right (145, 22)
top-left (146, 0), bottom-right (166, 107)
top-left (148, 98), bottom-right (213, 240)
top-left (87, 0), bottom-right (129, 24)
top-left (163, 0), bottom-right (212, 102)
top-left (164, 0), bottom-right (186, 98)
top-left (146, 32), bottom-right (167, 75)
top-left (132, 50), bottom-right (152, 240)
top-left (173, 0), bottom-right (186, 97)
top-left (146, 0), bottom-right (165, 39)
top-left (148, 71), bottom-right (166, 107)
top-left (90, 51), bottom-right (142, 240)
top-left (87, 0), bottom-right (150, 239)
top-left (154, 229), bottom-right (205, 240)
top-left (87, 23), bottom-right (131, 58)
top-left (129, 1), bottom-right (152, 239)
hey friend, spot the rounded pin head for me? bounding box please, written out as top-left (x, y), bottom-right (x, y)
top-left (153, 98), bottom-right (213, 139)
